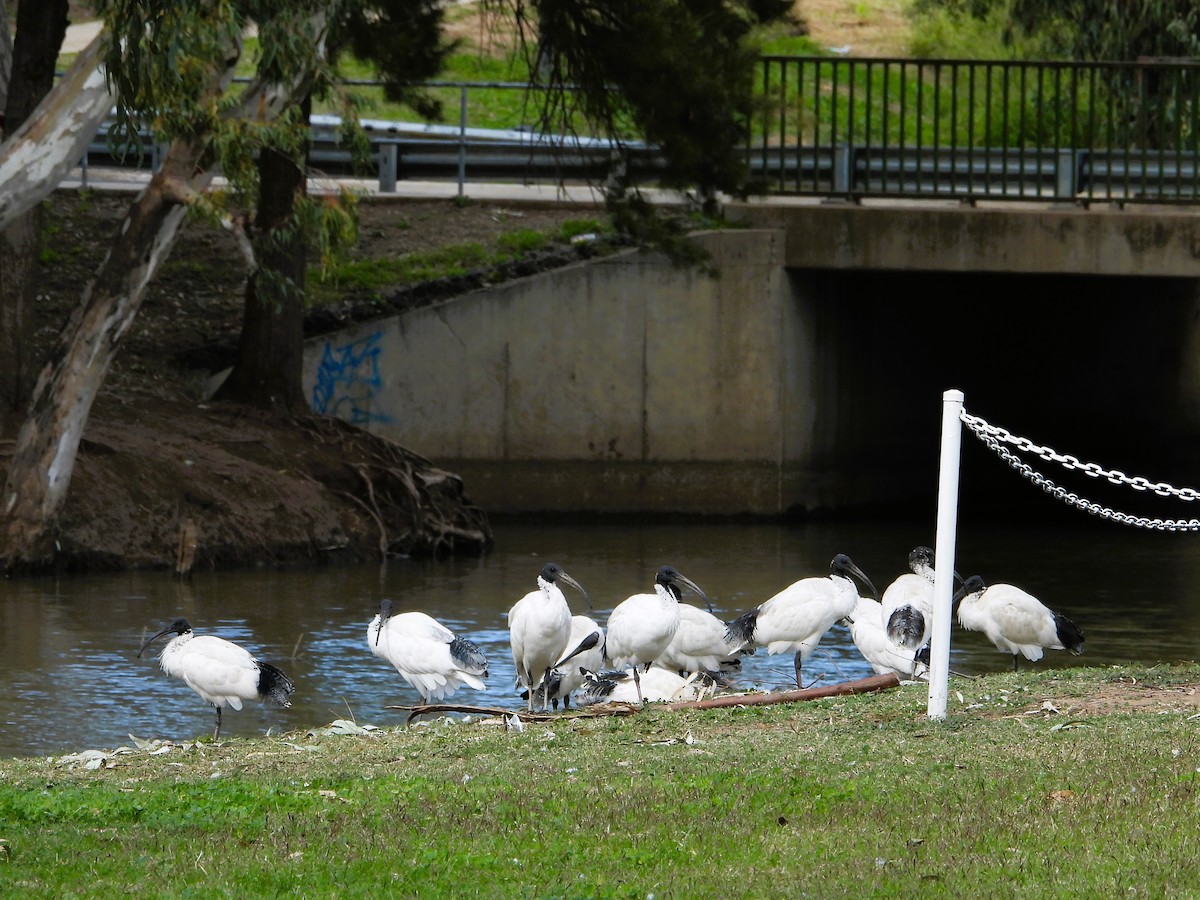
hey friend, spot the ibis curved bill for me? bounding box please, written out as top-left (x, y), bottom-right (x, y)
top-left (955, 575), bottom-right (1085, 671)
top-left (137, 617), bottom-right (294, 740)
top-left (525, 615), bottom-right (605, 710)
top-left (368, 599), bottom-right (488, 706)
top-left (725, 553), bottom-right (876, 688)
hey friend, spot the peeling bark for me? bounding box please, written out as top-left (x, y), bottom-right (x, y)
top-left (0, 31), bottom-right (114, 233)
top-left (0, 19), bottom-right (326, 570)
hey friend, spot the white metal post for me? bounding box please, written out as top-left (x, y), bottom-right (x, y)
top-left (927, 388), bottom-right (964, 720)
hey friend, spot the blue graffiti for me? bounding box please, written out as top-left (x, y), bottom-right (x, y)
top-left (311, 331), bottom-right (392, 426)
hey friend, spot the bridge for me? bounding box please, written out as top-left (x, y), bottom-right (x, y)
top-left (172, 56), bottom-right (1200, 520)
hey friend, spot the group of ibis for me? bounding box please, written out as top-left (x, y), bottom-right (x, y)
top-left (137, 547), bottom-right (1084, 737)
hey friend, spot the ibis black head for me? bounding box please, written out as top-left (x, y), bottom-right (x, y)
top-left (540, 562), bottom-right (591, 608)
top-left (830, 554), bottom-right (878, 602)
top-left (137, 617), bottom-right (192, 658)
top-left (909, 546), bottom-right (934, 571)
top-left (374, 598), bottom-right (396, 646)
top-left (655, 565), bottom-right (712, 612)
top-left (910, 545), bottom-right (963, 585)
top-left (954, 575), bottom-right (987, 604)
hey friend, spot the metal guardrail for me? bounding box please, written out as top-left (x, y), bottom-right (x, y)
top-left (749, 57), bottom-right (1200, 205)
top-left (78, 60), bottom-right (1200, 205)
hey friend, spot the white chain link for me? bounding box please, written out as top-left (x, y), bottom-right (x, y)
top-left (959, 409), bottom-right (1200, 532)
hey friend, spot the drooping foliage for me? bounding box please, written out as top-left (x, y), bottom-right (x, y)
top-left (498, 0), bottom-right (794, 206)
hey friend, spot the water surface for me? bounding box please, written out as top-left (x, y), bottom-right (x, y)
top-left (2, 519), bottom-right (1196, 758)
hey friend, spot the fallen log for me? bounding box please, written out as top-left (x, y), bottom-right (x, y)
top-left (665, 672), bottom-right (901, 711)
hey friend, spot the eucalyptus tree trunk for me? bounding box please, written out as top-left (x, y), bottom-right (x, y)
top-left (213, 97), bottom-right (312, 414)
top-left (0, 31), bottom-right (113, 233)
top-left (0, 0), bottom-right (71, 434)
top-left (0, 23), bottom-right (321, 570)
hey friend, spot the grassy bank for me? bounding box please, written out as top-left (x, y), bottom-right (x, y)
top-left (3, 663), bottom-right (1199, 897)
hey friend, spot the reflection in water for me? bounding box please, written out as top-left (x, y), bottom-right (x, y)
top-left (1, 519), bottom-right (1198, 758)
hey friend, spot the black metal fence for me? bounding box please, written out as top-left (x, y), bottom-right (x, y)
top-left (747, 56), bottom-right (1200, 205)
top-left (80, 59), bottom-right (1200, 204)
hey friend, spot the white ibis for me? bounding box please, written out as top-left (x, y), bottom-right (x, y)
top-left (604, 565), bottom-right (709, 705)
top-left (654, 603), bottom-right (750, 677)
top-left (955, 575), bottom-right (1085, 671)
top-left (725, 553), bottom-right (877, 688)
top-left (525, 615), bottom-right (605, 710)
top-left (576, 666), bottom-right (716, 705)
top-left (843, 596), bottom-right (929, 679)
top-left (368, 600), bottom-right (488, 706)
top-left (508, 562), bottom-right (589, 712)
top-left (880, 545), bottom-right (960, 651)
top-left (137, 617), bottom-right (295, 740)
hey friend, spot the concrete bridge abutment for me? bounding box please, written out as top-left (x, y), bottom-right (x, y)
top-left (304, 201), bottom-right (1200, 518)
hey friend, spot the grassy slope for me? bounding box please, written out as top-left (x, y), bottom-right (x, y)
top-left (3, 663), bottom-right (1199, 897)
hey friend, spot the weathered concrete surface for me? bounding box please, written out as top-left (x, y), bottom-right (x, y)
top-left (303, 230), bottom-right (817, 515)
top-left (727, 200), bottom-right (1200, 276)
top-left (303, 202), bottom-right (1200, 517)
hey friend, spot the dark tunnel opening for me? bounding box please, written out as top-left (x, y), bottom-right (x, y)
top-left (799, 269), bottom-right (1200, 529)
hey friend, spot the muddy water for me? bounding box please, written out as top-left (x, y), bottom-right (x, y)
top-left (2, 519), bottom-right (1198, 758)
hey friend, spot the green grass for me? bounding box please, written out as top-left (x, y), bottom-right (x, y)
top-left (307, 217), bottom-right (610, 304)
top-left (4, 664), bottom-right (1200, 896)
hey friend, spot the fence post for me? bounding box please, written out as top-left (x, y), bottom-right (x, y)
top-left (458, 85), bottom-right (468, 199)
top-left (927, 388), bottom-right (964, 720)
top-left (833, 143), bottom-right (851, 195)
top-left (378, 142), bottom-right (398, 193)
top-left (1055, 149), bottom-right (1075, 202)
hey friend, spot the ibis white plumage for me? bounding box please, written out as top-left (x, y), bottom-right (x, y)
top-left (526, 615), bottom-right (605, 710)
top-left (879, 545), bottom-right (959, 651)
top-left (843, 596), bottom-right (929, 679)
top-left (137, 617), bottom-right (295, 740)
top-left (604, 565), bottom-right (709, 704)
top-left (508, 562), bottom-right (589, 711)
top-left (955, 575), bottom-right (1085, 671)
top-left (368, 600), bottom-right (488, 706)
top-left (654, 602), bottom-right (749, 676)
top-left (726, 553), bottom-right (877, 688)
top-left (576, 666), bottom-right (716, 705)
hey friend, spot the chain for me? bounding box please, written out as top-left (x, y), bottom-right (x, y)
top-left (959, 409), bottom-right (1200, 532)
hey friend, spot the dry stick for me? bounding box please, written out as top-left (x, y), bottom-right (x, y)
top-left (665, 672), bottom-right (901, 711)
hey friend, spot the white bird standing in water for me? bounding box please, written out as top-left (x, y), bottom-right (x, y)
top-left (508, 562), bottom-right (590, 712)
top-left (843, 596), bottom-right (929, 679)
top-left (368, 600), bottom-right (488, 706)
top-left (137, 618), bottom-right (295, 740)
top-left (654, 603), bottom-right (749, 677)
top-left (955, 575), bottom-right (1085, 671)
top-left (880, 545), bottom-right (959, 651)
top-left (725, 553), bottom-right (877, 688)
top-left (604, 565), bottom-right (709, 705)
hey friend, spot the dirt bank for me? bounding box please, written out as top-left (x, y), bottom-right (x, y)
top-left (3, 189), bottom-right (601, 573)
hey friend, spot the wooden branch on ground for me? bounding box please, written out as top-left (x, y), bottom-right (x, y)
top-left (665, 672), bottom-right (901, 711)
top-left (385, 673), bottom-right (901, 724)
top-left (386, 703), bottom-right (639, 725)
